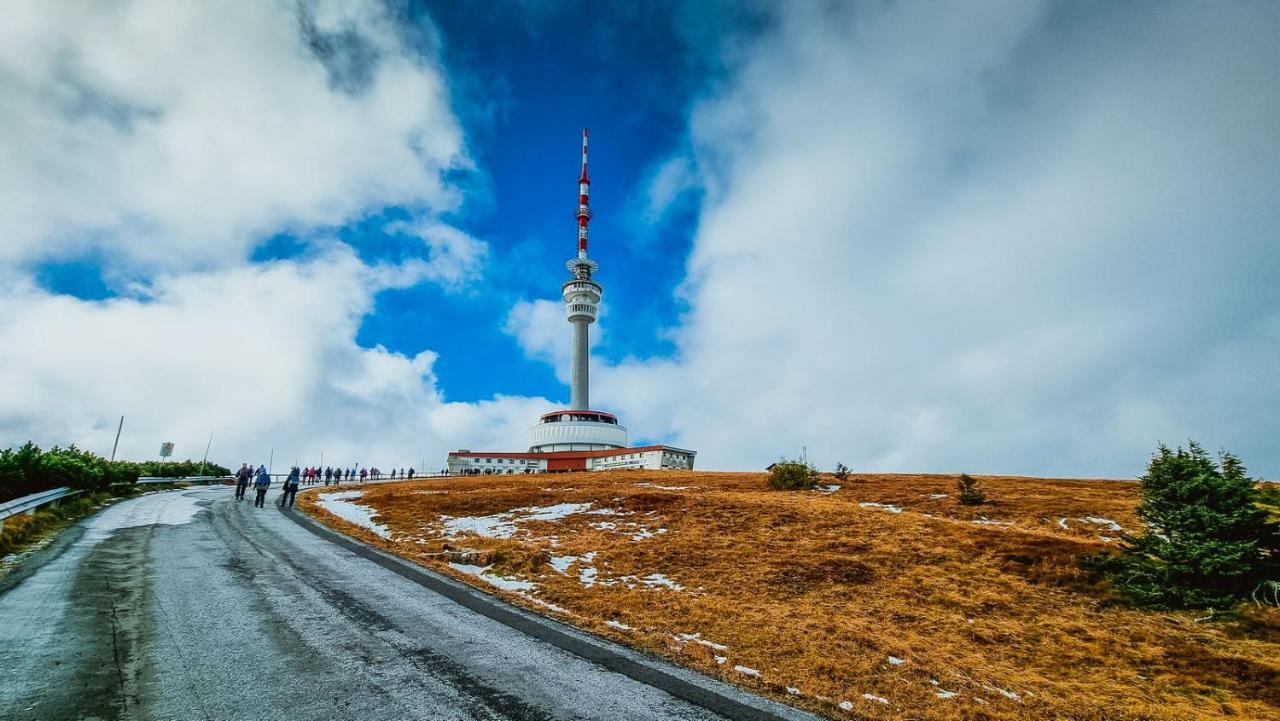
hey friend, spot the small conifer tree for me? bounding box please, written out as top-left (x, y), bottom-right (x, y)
top-left (957, 473), bottom-right (986, 505)
top-left (1113, 442), bottom-right (1275, 609)
top-left (768, 458), bottom-right (821, 490)
top-left (833, 463), bottom-right (850, 482)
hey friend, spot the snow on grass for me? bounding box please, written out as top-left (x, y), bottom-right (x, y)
top-left (631, 527), bottom-right (668, 541)
top-left (838, 700), bottom-right (853, 712)
top-left (591, 521), bottom-right (618, 530)
top-left (786, 687), bottom-right (802, 696)
top-left (859, 502), bottom-right (903, 513)
top-left (635, 482), bottom-right (691, 491)
top-left (984, 684), bottom-right (1022, 702)
top-left (442, 502), bottom-right (604, 539)
top-left (675, 633), bottom-right (728, 651)
top-left (973, 517), bottom-right (1012, 526)
top-left (927, 493), bottom-right (949, 499)
top-left (862, 693), bottom-right (889, 705)
top-left (936, 689), bottom-right (958, 699)
top-left (317, 491), bottom-right (391, 539)
top-left (887, 655), bottom-right (905, 666)
top-left (714, 655), bottom-right (727, 665)
top-left (525, 596), bottom-right (572, 614)
top-left (1083, 516), bottom-right (1123, 532)
top-left (817, 484), bottom-right (841, 493)
top-left (447, 563), bottom-right (535, 591)
top-left (640, 573), bottom-right (684, 591)
top-left (734, 665), bottom-right (761, 678)
top-left (549, 555), bottom-right (577, 574)
top-left (605, 620), bottom-right (632, 630)
top-left (1057, 517), bottom-right (1070, 530)
top-left (579, 566), bottom-right (599, 587)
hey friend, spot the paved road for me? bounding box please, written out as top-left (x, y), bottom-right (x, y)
top-left (0, 487), bottom-right (731, 721)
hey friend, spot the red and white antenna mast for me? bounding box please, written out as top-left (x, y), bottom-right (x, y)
top-left (576, 128), bottom-right (592, 259)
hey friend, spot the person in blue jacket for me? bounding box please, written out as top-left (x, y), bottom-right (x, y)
top-left (252, 466), bottom-right (271, 508)
top-left (280, 466), bottom-right (301, 508)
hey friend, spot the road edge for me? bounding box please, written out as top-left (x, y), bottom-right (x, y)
top-left (279, 503), bottom-right (825, 721)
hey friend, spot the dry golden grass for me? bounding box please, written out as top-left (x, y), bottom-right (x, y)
top-left (299, 472), bottom-right (1280, 721)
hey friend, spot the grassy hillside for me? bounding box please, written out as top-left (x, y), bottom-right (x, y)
top-left (300, 471), bottom-right (1280, 721)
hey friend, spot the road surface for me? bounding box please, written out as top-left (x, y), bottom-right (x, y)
top-left (0, 486), bottom-right (743, 720)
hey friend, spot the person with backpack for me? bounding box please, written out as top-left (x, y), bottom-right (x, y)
top-left (253, 466), bottom-right (271, 508)
top-left (280, 466), bottom-right (301, 508)
top-left (234, 463), bottom-right (252, 500)
top-left (324, 466), bottom-right (333, 485)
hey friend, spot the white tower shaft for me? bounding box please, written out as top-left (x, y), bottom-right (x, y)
top-left (564, 128), bottom-right (600, 410)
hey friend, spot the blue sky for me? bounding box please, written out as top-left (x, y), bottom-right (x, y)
top-left (2, 1), bottom-right (1278, 477)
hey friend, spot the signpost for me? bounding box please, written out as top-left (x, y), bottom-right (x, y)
top-left (159, 442), bottom-right (174, 460)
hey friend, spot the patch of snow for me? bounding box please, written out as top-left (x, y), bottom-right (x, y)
top-left (447, 563), bottom-right (535, 592)
top-left (714, 655), bottom-right (727, 664)
top-left (928, 493), bottom-right (949, 499)
top-left (936, 690), bottom-right (958, 699)
top-left (84, 491), bottom-right (206, 541)
top-left (859, 502), bottom-right (903, 513)
top-left (641, 573), bottom-right (684, 591)
top-left (579, 566), bottom-right (598, 587)
top-left (1057, 517), bottom-right (1069, 530)
top-left (887, 656), bottom-right (905, 666)
top-left (838, 700), bottom-right (853, 712)
top-left (440, 513), bottom-right (516, 539)
top-left (442, 502), bottom-right (604, 540)
top-left (631, 527), bottom-right (668, 541)
top-left (972, 517), bottom-right (1011, 526)
top-left (862, 693), bottom-right (889, 705)
top-left (984, 684), bottom-right (1022, 702)
top-left (635, 483), bottom-right (691, 491)
top-left (605, 620), bottom-right (632, 630)
top-left (786, 687), bottom-right (802, 696)
top-left (591, 521), bottom-right (618, 530)
top-left (525, 596), bottom-right (571, 614)
top-left (316, 491), bottom-right (391, 539)
top-left (549, 555), bottom-right (577, 574)
top-left (675, 633), bottom-right (728, 651)
top-left (1082, 516), bottom-right (1123, 532)
top-left (734, 665), bottom-right (761, 678)
top-left (518, 502), bottom-right (596, 522)
top-left (817, 484), bottom-right (841, 493)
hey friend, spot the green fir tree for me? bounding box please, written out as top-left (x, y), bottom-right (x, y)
top-left (1113, 442), bottom-right (1275, 609)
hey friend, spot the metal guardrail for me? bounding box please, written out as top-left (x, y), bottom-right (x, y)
top-left (136, 475), bottom-right (232, 485)
top-left (0, 486), bottom-right (82, 523)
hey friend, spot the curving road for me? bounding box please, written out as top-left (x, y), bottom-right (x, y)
top-left (0, 486), bottom-right (795, 721)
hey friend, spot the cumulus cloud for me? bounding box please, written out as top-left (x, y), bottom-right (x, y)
top-left (536, 0), bottom-right (1280, 476)
top-left (0, 248), bottom-right (554, 468)
top-left (0, 0), bottom-right (466, 273)
top-left (0, 0), bottom-right (551, 467)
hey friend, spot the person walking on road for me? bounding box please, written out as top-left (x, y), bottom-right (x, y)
top-left (280, 466), bottom-right (301, 508)
top-left (253, 466), bottom-right (271, 508)
top-left (324, 466), bottom-right (333, 485)
top-left (234, 463), bottom-right (252, 500)
top-left (359, 468), bottom-right (367, 483)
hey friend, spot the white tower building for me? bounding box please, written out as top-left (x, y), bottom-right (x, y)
top-left (527, 129), bottom-right (629, 453)
top-left (446, 129), bottom-right (695, 474)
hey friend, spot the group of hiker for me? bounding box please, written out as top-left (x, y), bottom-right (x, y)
top-left (231, 462), bottom-right (419, 509)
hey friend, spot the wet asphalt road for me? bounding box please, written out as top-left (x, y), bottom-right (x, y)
top-left (0, 487), bottom-right (728, 721)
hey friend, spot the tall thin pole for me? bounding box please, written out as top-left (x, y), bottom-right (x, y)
top-left (268, 448), bottom-right (274, 475)
top-left (201, 432), bottom-right (213, 474)
top-left (110, 416), bottom-right (124, 462)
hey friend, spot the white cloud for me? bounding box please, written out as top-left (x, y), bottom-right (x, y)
top-left (0, 1), bottom-right (554, 469)
top-left (530, 1), bottom-right (1280, 476)
top-left (0, 248), bottom-right (553, 469)
top-left (0, 0), bottom-right (466, 273)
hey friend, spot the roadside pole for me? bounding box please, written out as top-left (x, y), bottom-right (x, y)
top-left (110, 416), bottom-right (124, 462)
